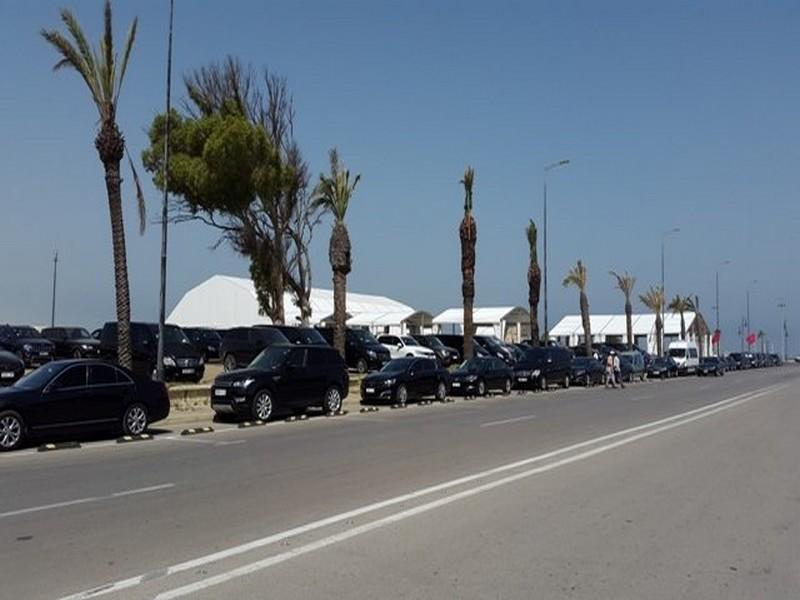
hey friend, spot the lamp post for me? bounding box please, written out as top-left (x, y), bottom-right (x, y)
top-left (50, 251), bottom-right (58, 328)
top-left (660, 228), bottom-right (679, 354)
top-left (777, 302), bottom-right (788, 361)
top-left (745, 279), bottom-right (758, 351)
top-left (156, 0), bottom-right (175, 382)
top-left (714, 259), bottom-right (731, 355)
top-left (542, 159), bottom-right (569, 344)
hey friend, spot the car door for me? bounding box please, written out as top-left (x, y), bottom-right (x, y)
top-left (277, 347), bottom-right (310, 410)
top-left (33, 365), bottom-right (89, 429)
top-left (405, 359), bottom-right (425, 397)
top-left (490, 358), bottom-right (506, 389)
top-left (302, 348), bottom-right (328, 409)
top-left (87, 363), bottom-right (131, 424)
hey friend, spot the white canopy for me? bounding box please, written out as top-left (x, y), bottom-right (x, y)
top-left (432, 306), bottom-right (530, 342)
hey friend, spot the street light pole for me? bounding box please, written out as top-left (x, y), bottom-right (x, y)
top-left (542, 159), bottom-right (569, 344)
top-left (660, 228), bottom-right (679, 355)
top-left (778, 302), bottom-right (787, 361)
top-left (50, 251), bottom-right (58, 328)
top-left (745, 279), bottom-right (757, 351)
top-left (714, 259), bottom-right (730, 356)
top-left (156, 0), bottom-right (175, 382)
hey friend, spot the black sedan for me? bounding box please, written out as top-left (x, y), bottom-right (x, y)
top-left (41, 326), bottom-right (101, 359)
top-left (0, 351), bottom-right (25, 387)
top-left (0, 360), bottom-right (170, 451)
top-left (570, 357), bottom-right (606, 386)
top-left (698, 356), bottom-right (725, 377)
top-left (647, 356), bottom-right (679, 379)
top-left (361, 358), bottom-right (449, 405)
top-left (449, 357), bottom-right (513, 397)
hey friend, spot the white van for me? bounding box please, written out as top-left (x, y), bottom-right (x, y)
top-left (668, 341), bottom-right (699, 374)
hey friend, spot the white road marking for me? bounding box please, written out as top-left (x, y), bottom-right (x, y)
top-left (0, 483), bottom-right (175, 519)
top-left (56, 383), bottom-right (785, 600)
top-left (156, 384), bottom-right (785, 599)
top-left (480, 414), bottom-right (537, 427)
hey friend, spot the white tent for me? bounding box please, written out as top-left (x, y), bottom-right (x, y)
top-left (432, 306), bottom-right (530, 342)
top-left (167, 275), bottom-right (420, 333)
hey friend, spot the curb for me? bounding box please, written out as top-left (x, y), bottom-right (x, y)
top-left (325, 410), bottom-right (348, 417)
top-left (238, 420), bottom-right (266, 429)
top-left (360, 406), bottom-right (380, 413)
top-left (181, 426), bottom-right (214, 436)
top-left (285, 414), bottom-right (310, 423)
top-left (390, 403), bottom-right (407, 410)
top-left (116, 434), bottom-right (153, 444)
top-left (37, 441), bottom-right (81, 452)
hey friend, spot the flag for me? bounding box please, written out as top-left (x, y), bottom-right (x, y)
top-left (712, 329), bottom-right (721, 344)
top-left (746, 332), bottom-right (757, 346)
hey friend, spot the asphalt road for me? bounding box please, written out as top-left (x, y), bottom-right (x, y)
top-left (1, 367), bottom-right (798, 599)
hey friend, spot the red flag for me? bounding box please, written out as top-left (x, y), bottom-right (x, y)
top-left (712, 329), bottom-right (721, 344)
top-left (746, 332), bottom-right (757, 346)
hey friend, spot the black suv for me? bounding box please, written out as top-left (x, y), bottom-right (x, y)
top-left (316, 327), bottom-right (390, 373)
top-left (513, 346), bottom-right (572, 391)
top-left (211, 344), bottom-right (348, 421)
top-left (99, 322), bottom-right (205, 382)
top-left (413, 334), bottom-right (460, 366)
top-left (183, 328), bottom-right (223, 361)
top-left (361, 357), bottom-right (450, 405)
top-left (41, 326), bottom-right (101, 359)
top-left (0, 325), bottom-right (55, 367)
top-left (220, 327), bottom-right (290, 372)
top-left (434, 334), bottom-right (491, 360)
top-left (474, 335), bottom-right (516, 364)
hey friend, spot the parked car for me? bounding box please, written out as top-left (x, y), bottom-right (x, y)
top-left (620, 351), bottom-right (646, 382)
top-left (728, 352), bottom-right (751, 370)
top-left (99, 322), bottom-right (205, 382)
top-left (724, 355), bottom-right (738, 371)
top-left (220, 327), bottom-right (290, 372)
top-left (183, 328), bottom-right (223, 361)
top-left (316, 327), bottom-right (391, 373)
top-left (698, 356), bottom-right (725, 376)
top-left (268, 325), bottom-right (329, 346)
top-left (513, 346), bottom-right (572, 391)
top-left (616, 355), bottom-right (634, 383)
top-left (361, 357), bottom-right (449, 405)
top-left (668, 341), bottom-right (700, 375)
top-left (377, 334), bottom-right (437, 360)
top-left (41, 326), bottom-right (101, 359)
top-left (211, 344), bottom-right (348, 421)
top-left (434, 334), bottom-right (491, 360)
top-left (412, 334), bottom-right (460, 367)
top-left (449, 357), bottom-right (513, 396)
top-left (0, 360), bottom-right (170, 451)
top-left (474, 335), bottom-right (516, 364)
top-left (0, 351), bottom-right (25, 387)
top-left (769, 353), bottom-right (782, 366)
top-left (0, 325), bottom-right (55, 367)
top-left (570, 356), bottom-right (606, 386)
top-left (647, 356), bottom-right (679, 379)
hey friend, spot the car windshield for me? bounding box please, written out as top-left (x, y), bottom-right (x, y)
top-left (155, 325), bottom-right (193, 345)
top-left (13, 363), bottom-right (67, 389)
top-left (11, 326), bottom-right (41, 339)
top-left (701, 357), bottom-right (718, 364)
top-left (457, 358), bottom-right (485, 372)
top-left (668, 348), bottom-right (686, 358)
top-left (424, 336), bottom-right (444, 349)
top-left (351, 329), bottom-right (379, 344)
top-left (66, 328), bottom-right (91, 339)
top-left (380, 358), bottom-right (414, 373)
top-left (401, 336), bottom-right (420, 346)
top-left (290, 328), bottom-right (327, 345)
top-left (249, 346), bottom-right (291, 371)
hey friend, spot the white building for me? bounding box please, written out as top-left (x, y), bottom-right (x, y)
top-left (168, 275), bottom-right (431, 335)
top-left (549, 311), bottom-right (712, 354)
top-left (432, 307), bottom-right (530, 343)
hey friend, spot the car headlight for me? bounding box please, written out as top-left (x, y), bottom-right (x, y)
top-left (163, 356), bottom-right (176, 367)
top-left (532, 369), bottom-right (541, 377)
top-left (384, 378), bottom-right (396, 386)
top-left (23, 344), bottom-right (32, 352)
top-left (81, 344), bottom-right (93, 350)
top-left (367, 350), bottom-right (376, 358)
top-left (466, 374), bottom-right (478, 382)
top-left (232, 378), bottom-right (255, 389)
top-left (208, 345), bottom-right (215, 352)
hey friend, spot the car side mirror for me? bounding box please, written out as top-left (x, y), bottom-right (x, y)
top-left (397, 344), bottom-right (403, 350)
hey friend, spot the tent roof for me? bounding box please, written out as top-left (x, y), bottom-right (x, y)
top-left (433, 306), bottom-right (529, 325)
top-left (549, 312), bottom-right (697, 337)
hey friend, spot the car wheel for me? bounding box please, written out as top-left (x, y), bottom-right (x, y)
top-left (540, 376), bottom-right (548, 391)
top-left (0, 411), bottom-right (24, 451)
top-left (223, 354), bottom-right (237, 372)
top-left (435, 381), bottom-right (447, 402)
top-left (563, 375), bottom-right (570, 389)
top-left (72, 348), bottom-right (83, 359)
top-left (584, 374), bottom-right (592, 387)
top-left (477, 379), bottom-right (486, 397)
top-left (122, 403), bottom-right (148, 436)
top-left (323, 386), bottom-right (343, 413)
top-left (503, 378), bottom-right (512, 395)
top-left (396, 384), bottom-right (408, 406)
top-left (356, 359), bottom-right (368, 374)
top-left (252, 390), bottom-right (273, 421)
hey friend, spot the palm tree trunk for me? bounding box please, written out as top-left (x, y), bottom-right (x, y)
top-left (680, 312), bottom-right (686, 340)
top-left (460, 216), bottom-right (476, 359)
top-left (329, 222), bottom-right (351, 359)
top-left (528, 264), bottom-right (541, 346)
top-left (580, 290), bottom-right (591, 357)
top-left (625, 299), bottom-right (633, 351)
top-left (103, 159), bottom-right (133, 370)
top-left (656, 315), bottom-right (663, 356)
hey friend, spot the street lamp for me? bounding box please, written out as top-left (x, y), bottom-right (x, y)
top-left (777, 302), bottom-right (788, 361)
top-left (714, 259), bottom-right (731, 355)
top-left (660, 228), bottom-right (680, 354)
top-left (745, 279), bottom-right (758, 351)
top-left (542, 159), bottom-right (570, 343)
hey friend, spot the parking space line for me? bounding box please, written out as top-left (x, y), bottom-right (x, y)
top-left (480, 414), bottom-right (537, 427)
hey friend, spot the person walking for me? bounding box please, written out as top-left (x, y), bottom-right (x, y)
top-left (605, 351), bottom-right (616, 388)
top-left (613, 351), bottom-right (626, 389)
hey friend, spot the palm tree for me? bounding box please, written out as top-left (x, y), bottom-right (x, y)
top-left (640, 286), bottom-right (665, 356)
top-left (312, 148), bottom-right (360, 358)
top-left (563, 260), bottom-right (591, 357)
top-left (526, 221), bottom-right (541, 346)
top-left (668, 294), bottom-right (693, 340)
top-left (610, 271), bottom-right (636, 350)
top-left (41, 1), bottom-right (145, 370)
top-left (459, 167), bottom-right (477, 359)
top-left (688, 295), bottom-right (709, 357)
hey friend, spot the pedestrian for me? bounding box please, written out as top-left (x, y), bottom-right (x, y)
top-left (605, 351), bottom-right (616, 388)
top-left (613, 351), bottom-right (626, 389)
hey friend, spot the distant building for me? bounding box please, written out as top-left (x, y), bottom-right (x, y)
top-left (432, 307), bottom-right (531, 343)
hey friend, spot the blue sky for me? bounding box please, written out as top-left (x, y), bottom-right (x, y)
top-left (0, 0), bottom-right (797, 353)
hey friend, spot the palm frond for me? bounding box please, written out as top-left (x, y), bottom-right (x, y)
top-left (526, 220), bottom-right (538, 261)
top-left (59, 8), bottom-right (96, 81)
top-left (40, 29), bottom-right (103, 113)
top-left (563, 260), bottom-right (587, 290)
top-left (460, 166), bottom-right (475, 214)
top-left (115, 18), bottom-right (137, 105)
top-left (127, 150), bottom-right (146, 235)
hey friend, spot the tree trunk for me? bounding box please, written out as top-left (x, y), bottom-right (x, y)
top-left (655, 314), bottom-right (663, 356)
top-left (580, 290), bottom-right (591, 357)
top-left (528, 263), bottom-right (541, 346)
top-left (460, 215), bottom-right (476, 359)
top-left (329, 222), bottom-right (351, 359)
top-left (679, 312), bottom-right (686, 340)
top-left (625, 299), bottom-right (633, 351)
top-left (96, 121), bottom-right (132, 370)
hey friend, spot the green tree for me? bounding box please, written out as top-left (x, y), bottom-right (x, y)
top-left (41, 0), bottom-right (145, 369)
top-left (640, 286), bottom-right (665, 356)
top-left (459, 167), bottom-right (477, 359)
top-left (312, 149), bottom-right (360, 358)
top-left (668, 294), bottom-right (693, 340)
top-left (563, 260), bottom-right (592, 357)
top-left (610, 271), bottom-right (636, 351)
top-left (526, 221), bottom-right (542, 346)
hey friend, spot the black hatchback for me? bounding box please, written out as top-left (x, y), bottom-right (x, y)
top-left (449, 357), bottom-right (514, 396)
top-left (361, 358), bottom-right (450, 405)
top-left (211, 345), bottom-right (348, 421)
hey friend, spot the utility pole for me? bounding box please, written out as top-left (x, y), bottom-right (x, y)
top-left (714, 260), bottom-right (731, 356)
top-left (778, 303), bottom-right (788, 362)
top-left (660, 228), bottom-right (679, 355)
top-left (157, 0), bottom-right (175, 382)
top-left (542, 159), bottom-right (569, 344)
top-left (50, 251), bottom-right (58, 327)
